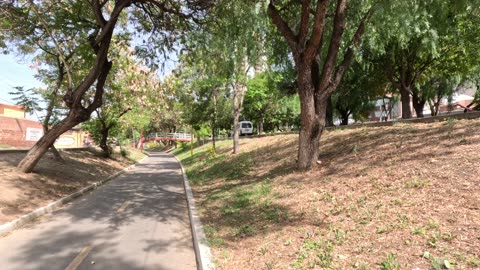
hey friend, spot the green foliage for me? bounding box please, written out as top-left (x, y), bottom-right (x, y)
top-left (203, 225), bottom-right (225, 247)
top-left (120, 148), bottom-right (129, 158)
top-left (293, 240), bottom-right (334, 269)
top-left (332, 60), bottom-right (388, 124)
top-left (178, 141), bottom-right (190, 150)
top-left (243, 71), bottom-right (300, 132)
top-left (380, 253), bottom-right (401, 270)
top-left (207, 146), bottom-right (217, 159)
top-left (8, 86), bottom-right (41, 113)
top-left (367, 1), bottom-right (480, 118)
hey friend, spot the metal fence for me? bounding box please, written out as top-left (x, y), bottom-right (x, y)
top-left (146, 132), bottom-right (192, 141)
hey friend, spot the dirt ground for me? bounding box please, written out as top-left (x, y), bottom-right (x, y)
top-left (183, 118), bottom-right (480, 269)
top-left (0, 149), bottom-right (136, 225)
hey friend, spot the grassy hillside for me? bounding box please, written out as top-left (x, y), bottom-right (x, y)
top-left (173, 119), bottom-right (480, 270)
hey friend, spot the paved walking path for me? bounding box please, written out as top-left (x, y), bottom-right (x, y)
top-left (0, 152), bottom-right (196, 270)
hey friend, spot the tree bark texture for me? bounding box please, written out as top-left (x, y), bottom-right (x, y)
top-left (232, 83), bottom-right (246, 154)
top-left (18, 107), bottom-right (92, 172)
top-left (411, 87), bottom-right (426, 118)
top-left (399, 87), bottom-right (412, 119)
top-left (325, 96), bottom-right (335, 127)
top-left (412, 93), bottom-right (426, 118)
top-left (99, 126), bottom-right (111, 158)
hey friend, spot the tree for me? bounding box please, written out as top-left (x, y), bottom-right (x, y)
top-left (372, 1), bottom-right (480, 118)
top-left (268, 0), bottom-right (375, 170)
top-left (8, 86), bottom-right (66, 160)
top-left (332, 60), bottom-right (388, 125)
top-left (244, 71), bottom-right (283, 134)
top-left (1, 0), bottom-right (212, 172)
top-left (182, 0), bottom-right (266, 154)
top-left (176, 62), bottom-right (232, 152)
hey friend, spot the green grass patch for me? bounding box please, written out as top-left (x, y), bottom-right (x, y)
top-left (293, 239), bottom-right (334, 269)
top-left (203, 225), bottom-right (225, 247)
top-left (380, 253), bottom-right (401, 270)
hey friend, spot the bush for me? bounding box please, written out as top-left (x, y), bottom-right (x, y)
top-left (145, 141), bottom-right (159, 149)
top-left (207, 146), bottom-right (216, 159)
top-left (179, 141), bottom-right (190, 150)
top-left (120, 148), bottom-right (129, 157)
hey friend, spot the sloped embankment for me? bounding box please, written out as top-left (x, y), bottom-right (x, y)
top-left (175, 119), bottom-right (480, 270)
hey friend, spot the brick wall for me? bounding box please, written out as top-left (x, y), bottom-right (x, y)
top-left (0, 116), bottom-right (43, 148)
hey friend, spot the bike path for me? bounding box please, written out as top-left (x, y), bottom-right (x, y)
top-left (0, 152), bottom-right (196, 270)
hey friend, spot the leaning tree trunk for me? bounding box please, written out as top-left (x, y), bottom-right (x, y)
top-left (43, 61), bottom-right (64, 162)
top-left (18, 108), bottom-right (90, 172)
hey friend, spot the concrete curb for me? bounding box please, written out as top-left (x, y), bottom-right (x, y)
top-left (0, 147), bottom-right (93, 154)
top-left (0, 154), bottom-right (149, 237)
top-left (172, 154), bottom-right (215, 270)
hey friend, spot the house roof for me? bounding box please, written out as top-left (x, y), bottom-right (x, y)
top-left (0, 102), bottom-right (24, 111)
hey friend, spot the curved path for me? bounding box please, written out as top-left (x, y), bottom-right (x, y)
top-left (0, 152), bottom-right (196, 270)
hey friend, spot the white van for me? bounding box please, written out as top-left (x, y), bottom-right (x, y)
top-left (239, 121), bottom-right (253, 135)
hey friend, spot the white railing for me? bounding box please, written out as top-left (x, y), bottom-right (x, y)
top-left (147, 132), bottom-right (192, 141)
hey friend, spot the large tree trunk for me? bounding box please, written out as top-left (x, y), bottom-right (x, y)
top-left (296, 66), bottom-right (328, 170)
top-left (412, 93), bottom-right (426, 118)
top-left (399, 87), bottom-right (412, 119)
top-left (325, 96), bottom-right (335, 127)
top-left (268, 0), bottom-right (372, 171)
top-left (297, 94), bottom-right (327, 170)
top-left (339, 110), bottom-right (350, 125)
top-left (18, 108), bottom-right (90, 172)
top-left (18, 56), bottom-right (113, 172)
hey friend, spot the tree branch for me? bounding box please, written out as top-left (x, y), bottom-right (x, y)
top-left (27, 0), bottom-right (74, 92)
top-left (305, 0), bottom-right (328, 60)
top-left (317, 0), bottom-right (346, 94)
top-left (94, 0), bottom-right (131, 46)
top-left (86, 60), bottom-right (112, 114)
top-left (326, 5), bottom-right (375, 97)
top-left (268, 1), bottom-right (298, 54)
top-left (298, 0), bottom-right (311, 46)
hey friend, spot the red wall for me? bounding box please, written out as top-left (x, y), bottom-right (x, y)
top-left (0, 116), bottom-right (43, 148)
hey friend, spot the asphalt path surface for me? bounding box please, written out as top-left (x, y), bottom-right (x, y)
top-left (0, 152), bottom-right (196, 270)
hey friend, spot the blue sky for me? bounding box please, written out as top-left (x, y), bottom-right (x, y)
top-left (0, 54), bottom-right (45, 120)
top-left (0, 50), bottom-right (176, 121)
top-left (0, 53), bottom-right (42, 104)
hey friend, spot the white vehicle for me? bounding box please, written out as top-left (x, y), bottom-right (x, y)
top-left (239, 121), bottom-right (253, 135)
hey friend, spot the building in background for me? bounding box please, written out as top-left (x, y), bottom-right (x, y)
top-left (0, 102), bottom-right (88, 148)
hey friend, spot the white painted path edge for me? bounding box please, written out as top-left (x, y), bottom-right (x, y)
top-left (172, 153), bottom-right (216, 270)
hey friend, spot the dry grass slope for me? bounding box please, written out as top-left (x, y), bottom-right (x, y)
top-left (0, 148), bottom-right (143, 225)
top-left (174, 118), bottom-right (480, 270)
